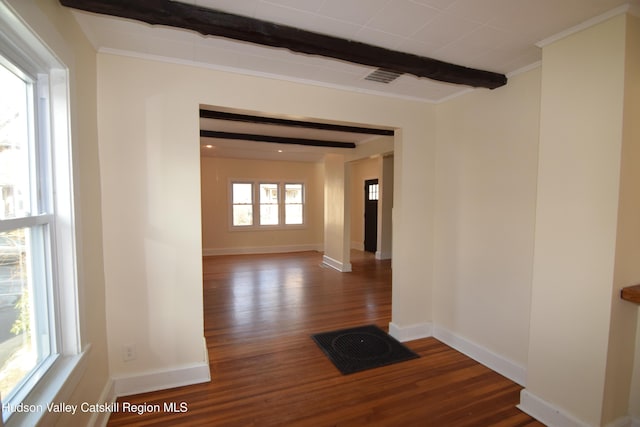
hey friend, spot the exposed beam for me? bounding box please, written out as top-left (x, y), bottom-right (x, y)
top-left (60, 0), bottom-right (507, 89)
top-left (200, 130), bottom-right (357, 149)
top-left (200, 110), bottom-right (394, 136)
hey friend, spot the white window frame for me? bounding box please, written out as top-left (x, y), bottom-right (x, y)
top-left (230, 181), bottom-right (254, 227)
top-left (229, 180), bottom-right (306, 230)
top-left (0, 2), bottom-right (86, 425)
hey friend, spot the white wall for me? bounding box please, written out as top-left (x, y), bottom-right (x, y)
top-left (322, 153), bottom-right (350, 271)
top-left (611, 15), bottom-right (640, 425)
top-left (433, 68), bottom-right (541, 376)
top-left (98, 55), bottom-right (209, 389)
top-left (523, 14), bottom-right (637, 426)
top-left (379, 155), bottom-right (394, 260)
top-left (200, 156), bottom-right (324, 255)
top-left (391, 123), bottom-right (436, 330)
top-left (97, 52), bottom-right (435, 386)
top-left (16, 2), bottom-right (640, 425)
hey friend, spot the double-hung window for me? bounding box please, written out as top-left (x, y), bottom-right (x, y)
top-left (259, 183), bottom-right (279, 225)
top-left (231, 182), bottom-right (253, 226)
top-left (0, 2), bottom-right (81, 424)
top-left (284, 184), bottom-right (303, 225)
top-left (231, 181), bottom-right (305, 228)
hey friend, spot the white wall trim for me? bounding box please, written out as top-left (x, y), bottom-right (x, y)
top-left (203, 244), bottom-right (322, 256)
top-left (88, 379), bottom-right (116, 427)
top-left (113, 362), bottom-right (211, 398)
top-left (433, 325), bottom-right (527, 386)
top-left (506, 61), bottom-right (542, 78)
top-left (322, 255), bottom-right (352, 272)
top-left (631, 416), bottom-right (640, 427)
top-left (388, 322), bottom-right (433, 342)
top-left (518, 389), bottom-right (592, 427)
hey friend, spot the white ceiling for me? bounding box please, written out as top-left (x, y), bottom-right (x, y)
top-left (69, 0), bottom-right (639, 161)
top-left (71, 0), bottom-right (639, 103)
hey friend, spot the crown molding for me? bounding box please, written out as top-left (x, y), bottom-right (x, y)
top-left (537, 4), bottom-right (634, 47)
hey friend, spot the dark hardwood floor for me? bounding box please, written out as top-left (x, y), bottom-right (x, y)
top-left (107, 251), bottom-right (542, 426)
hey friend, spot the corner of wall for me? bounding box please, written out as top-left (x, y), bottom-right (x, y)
top-left (113, 338), bottom-right (211, 397)
top-left (518, 389), bottom-right (592, 427)
top-left (388, 322), bottom-right (433, 342)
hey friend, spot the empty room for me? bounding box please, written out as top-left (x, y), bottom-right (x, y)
top-left (0, 1), bottom-right (639, 426)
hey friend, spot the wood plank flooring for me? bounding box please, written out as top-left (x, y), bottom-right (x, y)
top-left (107, 251), bottom-right (543, 426)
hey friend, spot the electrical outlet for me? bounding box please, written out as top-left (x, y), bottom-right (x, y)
top-left (122, 344), bottom-right (136, 361)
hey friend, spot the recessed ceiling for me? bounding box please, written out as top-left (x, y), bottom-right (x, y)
top-left (69, 0), bottom-right (640, 103)
top-left (199, 109), bottom-right (392, 162)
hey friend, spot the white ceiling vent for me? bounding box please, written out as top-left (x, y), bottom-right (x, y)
top-left (364, 68), bottom-right (403, 84)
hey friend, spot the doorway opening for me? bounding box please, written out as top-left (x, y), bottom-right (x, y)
top-left (364, 178), bottom-right (379, 253)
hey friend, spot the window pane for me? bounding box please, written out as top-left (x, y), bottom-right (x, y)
top-left (0, 227), bottom-right (50, 400)
top-left (285, 205), bottom-right (303, 225)
top-left (285, 184), bottom-right (302, 203)
top-left (232, 205), bottom-right (252, 226)
top-left (368, 184), bottom-right (379, 201)
top-left (260, 205), bottom-right (278, 225)
top-left (259, 183), bottom-right (278, 203)
top-left (232, 183), bottom-right (252, 204)
top-left (0, 63), bottom-right (32, 219)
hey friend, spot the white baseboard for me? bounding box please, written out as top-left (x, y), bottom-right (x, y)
top-left (387, 322), bottom-right (526, 387)
top-left (519, 389), bottom-right (637, 427)
top-left (113, 338), bottom-right (211, 397)
top-left (518, 389), bottom-right (591, 427)
top-left (113, 361), bottom-right (211, 397)
top-left (433, 325), bottom-right (527, 387)
top-left (375, 250), bottom-right (392, 260)
top-left (388, 321), bottom-right (432, 342)
top-left (203, 244), bottom-right (321, 256)
top-left (322, 255), bottom-right (352, 272)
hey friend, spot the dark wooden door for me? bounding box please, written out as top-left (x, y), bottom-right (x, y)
top-left (364, 179), bottom-right (379, 253)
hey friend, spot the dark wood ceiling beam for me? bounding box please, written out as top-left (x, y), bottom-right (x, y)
top-left (60, 0), bottom-right (507, 89)
top-left (201, 130), bottom-right (356, 149)
top-left (200, 110), bottom-right (394, 136)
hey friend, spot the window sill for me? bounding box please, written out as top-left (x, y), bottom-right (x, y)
top-left (4, 344), bottom-right (91, 426)
top-left (230, 224), bottom-right (307, 232)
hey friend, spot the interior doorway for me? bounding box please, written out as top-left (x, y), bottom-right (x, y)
top-left (364, 178), bottom-right (379, 253)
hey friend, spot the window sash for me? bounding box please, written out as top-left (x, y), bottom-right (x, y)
top-left (0, 55), bottom-right (58, 413)
top-left (232, 183), bottom-right (253, 226)
top-left (259, 183), bottom-right (279, 225)
top-left (284, 183), bottom-right (304, 225)
top-left (0, 2), bottom-right (83, 424)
